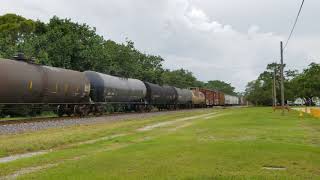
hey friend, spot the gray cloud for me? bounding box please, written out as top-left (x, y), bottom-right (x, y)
top-left (1, 0), bottom-right (319, 91)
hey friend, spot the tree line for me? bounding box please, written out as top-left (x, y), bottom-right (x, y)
top-left (0, 13), bottom-right (237, 95)
top-left (245, 62), bottom-right (320, 106)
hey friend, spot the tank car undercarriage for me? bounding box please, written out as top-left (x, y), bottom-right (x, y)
top-left (0, 102), bottom-right (201, 118)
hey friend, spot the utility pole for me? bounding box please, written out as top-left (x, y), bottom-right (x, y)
top-left (273, 67), bottom-right (277, 107)
top-left (280, 41), bottom-right (285, 115)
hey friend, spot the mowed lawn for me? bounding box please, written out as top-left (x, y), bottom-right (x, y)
top-left (1, 107), bottom-right (320, 179)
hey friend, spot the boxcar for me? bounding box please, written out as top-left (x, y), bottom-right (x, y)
top-left (218, 91), bottom-right (225, 106)
top-left (84, 71), bottom-right (146, 103)
top-left (212, 90), bottom-right (220, 105)
top-left (225, 94), bottom-right (239, 105)
top-left (203, 89), bottom-right (214, 107)
top-left (191, 88), bottom-right (215, 107)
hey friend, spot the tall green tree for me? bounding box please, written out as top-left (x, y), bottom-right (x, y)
top-left (32, 16), bottom-right (109, 71)
top-left (245, 80), bottom-right (265, 105)
top-left (205, 80), bottom-right (236, 95)
top-left (244, 63), bottom-right (297, 105)
top-left (0, 13), bottom-right (240, 94)
top-left (0, 14), bottom-right (38, 58)
top-left (161, 69), bottom-right (199, 88)
top-left (291, 63), bottom-right (320, 104)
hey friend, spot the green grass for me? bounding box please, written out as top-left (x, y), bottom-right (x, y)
top-left (0, 110), bottom-right (210, 157)
top-left (0, 107), bottom-right (320, 179)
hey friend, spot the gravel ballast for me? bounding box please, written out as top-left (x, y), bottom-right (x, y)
top-left (0, 109), bottom-right (207, 135)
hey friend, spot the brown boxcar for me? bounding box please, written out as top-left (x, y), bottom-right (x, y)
top-left (213, 90), bottom-right (220, 105)
top-left (217, 91), bottom-right (225, 106)
top-left (191, 88), bottom-right (215, 107)
top-left (0, 58), bottom-right (90, 104)
top-left (204, 89), bottom-right (214, 107)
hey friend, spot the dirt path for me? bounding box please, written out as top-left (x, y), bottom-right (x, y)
top-left (138, 112), bottom-right (217, 131)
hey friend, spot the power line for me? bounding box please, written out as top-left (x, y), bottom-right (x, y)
top-left (284, 0), bottom-right (305, 50)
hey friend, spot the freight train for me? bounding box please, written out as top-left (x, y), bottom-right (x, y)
top-left (0, 57), bottom-right (243, 117)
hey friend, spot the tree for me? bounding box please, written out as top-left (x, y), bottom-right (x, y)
top-left (104, 40), bottom-right (164, 83)
top-left (161, 69), bottom-right (198, 88)
top-left (0, 14), bottom-right (41, 58)
top-left (205, 80), bottom-right (236, 95)
top-left (0, 13), bottom-right (239, 95)
top-left (0, 13), bottom-right (36, 39)
top-left (291, 63), bottom-right (320, 105)
top-left (244, 63), bottom-right (298, 105)
top-left (245, 80), bottom-right (265, 105)
top-left (30, 16), bottom-right (109, 71)
top-left (0, 14), bottom-right (168, 84)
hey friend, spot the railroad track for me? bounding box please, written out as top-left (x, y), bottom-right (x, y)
top-left (0, 116), bottom-right (81, 125)
top-left (0, 113), bottom-right (142, 125)
top-left (0, 109), bottom-right (200, 126)
top-left (0, 109), bottom-right (217, 135)
top-left (0, 107), bottom-right (242, 136)
top-left (0, 106), bottom-right (240, 126)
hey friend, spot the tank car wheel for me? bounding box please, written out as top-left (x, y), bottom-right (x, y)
top-left (98, 105), bottom-right (104, 116)
top-left (138, 105), bottom-right (146, 113)
top-left (79, 105), bottom-right (89, 117)
top-left (73, 105), bottom-right (81, 117)
top-left (145, 105), bottom-right (152, 112)
top-left (92, 105), bottom-right (103, 116)
top-left (65, 105), bottom-right (73, 117)
top-left (57, 105), bottom-right (64, 117)
top-left (92, 106), bottom-right (97, 116)
top-left (66, 111), bottom-right (72, 117)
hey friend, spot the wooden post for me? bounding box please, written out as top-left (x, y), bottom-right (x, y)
top-left (273, 67), bottom-right (277, 107)
top-left (280, 41), bottom-right (285, 115)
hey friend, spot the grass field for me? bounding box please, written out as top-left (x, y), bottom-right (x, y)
top-left (0, 107), bottom-right (320, 179)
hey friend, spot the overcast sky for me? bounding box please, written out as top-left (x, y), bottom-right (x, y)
top-left (1, 0), bottom-right (319, 91)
